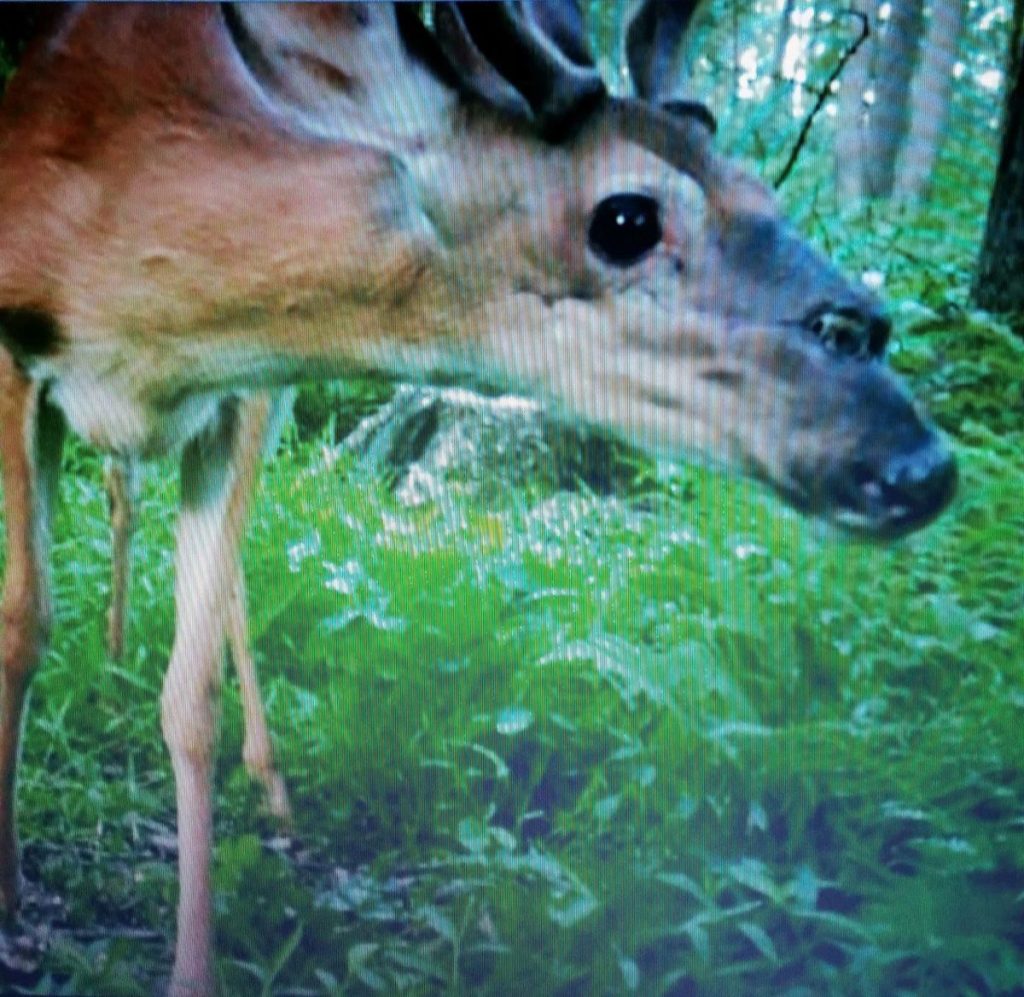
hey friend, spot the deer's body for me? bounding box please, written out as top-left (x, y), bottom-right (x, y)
top-left (0, 4), bottom-right (955, 993)
top-left (1, 7), bottom-right (435, 456)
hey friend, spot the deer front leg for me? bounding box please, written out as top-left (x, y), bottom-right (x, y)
top-left (162, 395), bottom-right (272, 996)
top-left (227, 571), bottom-right (292, 824)
top-left (105, 440), bottom-right (291, 823)
top-left (229, 390), bottom-right (296, 826)
top-left (104, 455), bottom-right (138, 662)
top-left (0, 357), bottom-right (64, 918)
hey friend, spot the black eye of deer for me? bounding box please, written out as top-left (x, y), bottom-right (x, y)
top-left (588, 193), bottom-right (662, 267)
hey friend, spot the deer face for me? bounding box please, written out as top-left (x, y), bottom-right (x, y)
top-left (413, 114), bottom-right (954, 538)
top-left (149, 1), bottom-right (961, 538)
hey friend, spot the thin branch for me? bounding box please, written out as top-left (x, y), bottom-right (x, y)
top-left (774, 8), bottom-right (870, 189)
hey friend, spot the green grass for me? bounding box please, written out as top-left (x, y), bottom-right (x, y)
top-left (2, 290), bottom-right (1023, 995)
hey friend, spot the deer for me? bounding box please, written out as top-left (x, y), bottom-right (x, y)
top-left (103, 436), bottom-right (294, 824)
top-left (0, 3), bottom-right (956, 993)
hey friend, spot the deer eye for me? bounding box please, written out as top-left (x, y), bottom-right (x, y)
top-left (588, 193), bottom-right (662, 267)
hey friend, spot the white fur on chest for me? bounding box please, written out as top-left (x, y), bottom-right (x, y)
top-left (40, 338), bottom-right (244, 458)
top-left (49, 367), bottom-right (224, 458)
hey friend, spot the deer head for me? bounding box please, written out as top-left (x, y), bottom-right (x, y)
top-left (0, 1), bottom-right (954, 535)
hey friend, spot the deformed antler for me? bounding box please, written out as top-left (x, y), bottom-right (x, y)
top-left (423, 1), bottom-right (722, 186)
top-left (429, 1), bottom-right (605, 132)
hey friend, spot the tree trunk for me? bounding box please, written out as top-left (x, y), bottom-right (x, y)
top-left (772, 0), bottom-right (796, 81)
top-left (863, 0), bottom-right (924, 198)
top-left (894, 0), bottom-right (965, 203)
top-left (1012, 0), bottom-right (1023, 88)
top-left (974, 43), bottom-right (1024, 315)
top-left (835, 5), bottom-right (877, 202)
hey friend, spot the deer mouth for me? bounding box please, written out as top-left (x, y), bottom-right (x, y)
top-left (697, 321), bottom-right (960, 541)
top-left (831, 440), bottom-right (958, 538)
top-left (783, 435), bottom-right (957, 540)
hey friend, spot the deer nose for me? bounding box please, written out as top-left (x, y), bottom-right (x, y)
top-left (802, 304), bottom-right (892, 359)
top-left (846, 436), bottom-right (957, 537)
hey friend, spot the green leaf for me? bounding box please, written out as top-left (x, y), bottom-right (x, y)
top-left (347, 943), bottom-right (385, 992)
top-left (737, 921), bottom-right (777, 963)
top-left (260, 923), bottom-right (304, 997)
top-left (727, 859), bottom-right (783, 904)
top-left (618, 953), bottom-right (640, 990)
top-left (595, 794), bottom-right (622, 821)
top-left (548, 892), bottom-right (598, 927)
top-left (419, 905), bottom-right (456, 943)
top-left (458, 817), bottom-right (489, 854)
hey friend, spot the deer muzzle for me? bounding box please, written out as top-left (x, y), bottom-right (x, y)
top-left (762, 329), bottom-right (957, 538)
top-left (559, 314), bottom-right (958, 540)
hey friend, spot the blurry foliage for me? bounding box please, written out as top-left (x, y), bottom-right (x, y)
top-left (292, 377), bottom-right (396, 444)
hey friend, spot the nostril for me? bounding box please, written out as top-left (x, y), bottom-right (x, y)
top-left (849, 460), bottom-right (878, 494)
top-left (836, 441), bottom-right (956, 537)
top-left (881, 443), bottom-right (957, 510)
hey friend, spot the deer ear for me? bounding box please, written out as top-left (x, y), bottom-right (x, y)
top-left (223, 3), bottom-right (447, 145)
top-left (624, 0), bottom-right (700, 102)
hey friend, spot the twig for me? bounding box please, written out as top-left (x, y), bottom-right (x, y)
top-left (774, 8), bottom-right (870, 189)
